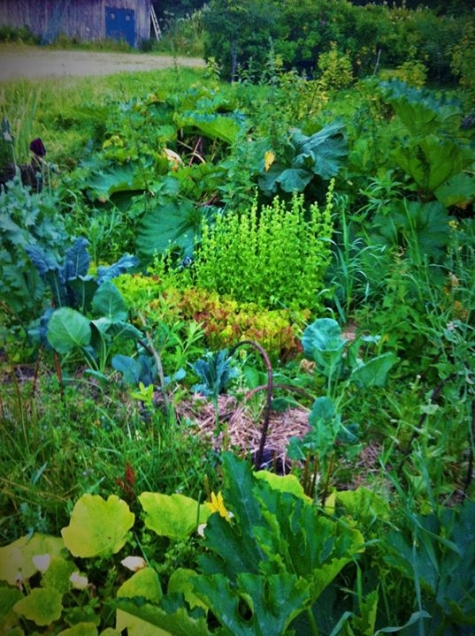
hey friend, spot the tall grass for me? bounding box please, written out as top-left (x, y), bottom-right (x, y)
top-left (0, 55), bottom-right (206, 167)
top-left (0, 82), bottom-right (41, 164)
top-left (0, 371), bottom-right (218, 545)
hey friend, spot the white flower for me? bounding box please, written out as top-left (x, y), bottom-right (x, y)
top-left (120, 556), bottom-right (147, 572)
top-left (33, 554), bottom-right (51, 573)
top-left (70, 572), bottom-right (89, 590)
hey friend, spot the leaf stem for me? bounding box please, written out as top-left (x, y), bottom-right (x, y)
top-left (306, 606), bottom-right (319, 636)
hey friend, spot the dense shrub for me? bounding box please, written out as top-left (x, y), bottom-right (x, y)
top-left (203, 0), bottom-right (473, 85)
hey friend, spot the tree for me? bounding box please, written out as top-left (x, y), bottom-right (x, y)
top-left (202, 0), bottom-right (284, 81)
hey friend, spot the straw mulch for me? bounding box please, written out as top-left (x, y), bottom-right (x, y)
top-left (175, 392), bottom-right (311, 465)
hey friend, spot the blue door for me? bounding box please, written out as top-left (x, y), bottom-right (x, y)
top-left (105, 7), bottom-right (136, 47)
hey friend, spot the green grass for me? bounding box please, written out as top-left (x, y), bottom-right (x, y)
top-left (0, 51), bottom-right (207, 167)
top-left (0, 369), bottom-right (219, 545)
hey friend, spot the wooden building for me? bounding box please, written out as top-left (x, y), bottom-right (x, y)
top-left (0, 0), bottom-right (151, 47)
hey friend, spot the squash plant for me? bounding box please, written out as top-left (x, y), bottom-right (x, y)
top-left (0, 454), bottom-right (365, 636)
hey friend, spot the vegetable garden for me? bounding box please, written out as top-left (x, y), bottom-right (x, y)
top-left (1, 2), bottom-right (475, 633)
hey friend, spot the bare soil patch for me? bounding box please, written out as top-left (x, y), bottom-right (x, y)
top-left (0, 46), bottom-right (205, 81)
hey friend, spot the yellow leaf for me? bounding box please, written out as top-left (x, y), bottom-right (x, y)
top-left (264, 150), bottom-right (275, 172)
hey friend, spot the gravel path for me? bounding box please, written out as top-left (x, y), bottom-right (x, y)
top-left (0, 46), bottom-right (205, 81)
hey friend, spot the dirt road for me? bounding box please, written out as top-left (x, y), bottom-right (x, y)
top-left (0, 46), bottom-right (205, 81)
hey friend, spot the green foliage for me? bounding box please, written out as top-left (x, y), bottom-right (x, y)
top-left (190, 349), bottom-right (238, 398)
top-left (0, 455), bottom-right (366, 635)
top-left (317, 43), bottom-right (354, 92)
top-left (46, 281), bottom-right (142, 377)
top-left (115, 274), bottom-right (307, 359)
top-left (369, 199), bottom-right (451, 264)
top-left (385, 501), bottom-right (475, 631)
top-left (450, 23), bottom-right (475, 105)
top-left (139, 492), bottom-right (210, 540)
top-left (301, 318), bottom-right (398, 390)
top-left (194, 188), bottom-right (334, 311)
top-left (203, 0), bottom-right (468, 85)
top-left (258, 123), bottom-right (347, 197)
top-left (62, 494), bottom-right (135, 558)
top-left (26, 237), bottom-right (139, 314)
top-left (0, 25), bottom-right (39, 44)
top-left (2, 42), bottom-right (475, 636)
top-left (378, 81), bottom-right (474, 197)
top-left (0, 175), bottom-right (67, 323)
top-left (202, 0), bottom-right (284, 81)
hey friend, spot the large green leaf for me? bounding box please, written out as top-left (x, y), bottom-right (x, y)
top-left (176, 113), bottom-right (243, 144)
top-left (13, 587), bottom-right (63, 627)
top-left (116, 600), bottom-right (211, 636)
top-left (61, 494), bottom-right (134, 558)
top-left (47, 307), bottom-right (91, 354)
top-left (292, 122), bottom-right (348, 180)
top-left (193, 572), bottom-right (312, 636)
top-left (139, 493), bottom-right (210, 541)
top-left (435, 172), bottom-right (475, 208)
top-left (370, 198), bottom-right (451, 264)
top-left (199, 455), bottom-right (267, 579)
top-left (200, 454), bottom-right (364, 602)
top-left (381, 80), bottom-right (462, 136)
top-left (85, 163), bottom-right (147, 201)
top-left (168, 569), bottom-right (208, 611)
top-left (0, 534), bottom-right (65, 586)
top-left (350, 352), bottom-right (399, 388)
top-left (259, 122), bottom-right (347, 195)
top-left (91, 281), bottom-right (128, 322)
top-left (116, 568), bottom-right (164, 636)
top-left (301, 319), bottom-right (345, 356)
top-left (136, 199), bottom-right (202, 260)
top-left (118, 568), bottom-right (162, 602)
top-left (394, 135), bottom-right (474, 194)
top-left (275, 167), bottom-right (313, 193)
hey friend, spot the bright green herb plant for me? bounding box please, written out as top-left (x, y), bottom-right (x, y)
top-left (194, 184), bottom-right (334, 311)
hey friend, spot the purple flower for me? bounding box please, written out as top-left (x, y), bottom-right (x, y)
top-left (29, 138), bottom-right (46, 157)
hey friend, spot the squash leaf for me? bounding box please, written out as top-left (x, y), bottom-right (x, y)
top-left (85, 162), bottom-right (147, 201)
top-left (200, 454), bottom-right (364, 601)
top-left (0, 534), bottom-right (65, 586)
top-left (193, 572), bottom-right (312, 636)
top-left (13, 587), bottom-right (63, 627)
top-left (61, 494), bottom-right (134, 558)
top-left (176, 112), bottom-right (243, 144)
top-left (116, 600), bottom-right (211, 636)
top-left (139, 493), bottom-right (210, 541)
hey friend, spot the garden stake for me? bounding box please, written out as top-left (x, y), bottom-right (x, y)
top-left (53, 350), bottom-right (64, 400)
top-left (31, 343), bottom-right (43, 397)
top-left (138, 313), bottom-right (170, 413)
top-left (229, 340), bottom-right (273, 470)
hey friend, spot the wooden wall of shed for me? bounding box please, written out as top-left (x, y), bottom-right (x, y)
top-left (0, 0), bottom-right (150, 44)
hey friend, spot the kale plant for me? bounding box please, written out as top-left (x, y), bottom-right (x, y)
top-left (0, 174), bottom-right (68, 325)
